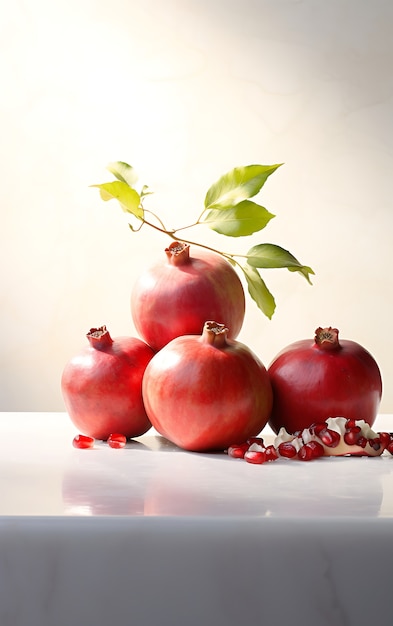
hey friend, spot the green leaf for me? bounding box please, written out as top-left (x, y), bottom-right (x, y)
top-left (91, 181), bottom-right (143, 219)
top-left (107, 161), bottom-right (138, 188)
top-left (140, 184), bottom-right (154, 198)
top-left (204, 163), bottom-right (283, 210)
top-left (202, 200), bottom-right (275, 237)
top-left (246, 243), bottom-right (314, 283)
top-left (241, 263), bottom-right (276, 319)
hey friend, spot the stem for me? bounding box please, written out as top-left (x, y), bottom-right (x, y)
top-left (172, 221), bottom-right (201, 233)
top-left (141, 208), bottom-right (169, 232)
top-left (138, 213), bottom-right (243, 268)
top-left (173, 208), bottom-right (208, 232)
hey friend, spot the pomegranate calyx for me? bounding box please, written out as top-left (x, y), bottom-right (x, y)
top-left (165, 241), bottom-right (191, 266)
top-left (314, 326), bottom-right (340, 350)
top-left (86, 325), bottom-right (114, 350)
top-left (202, 321), bottom-right (229, 348)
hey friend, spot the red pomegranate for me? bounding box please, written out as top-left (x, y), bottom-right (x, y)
top-left (131, 242), bottom-right (245, 352)
top-left (142, 321), bottom-right (273, 452)
top-left (268, 326), bottom-right (383, 434)
top-left (61, 326), bottom-right (154, 439)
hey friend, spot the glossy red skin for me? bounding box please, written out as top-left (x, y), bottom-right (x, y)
top-left (61, 335), bottom-right (154, 440)
top-left (142, 333), bottom-right (273, 452)
top-left (268, 337), bottom-right (382, 434)
top-left (131, 249), bottom-right (245, 352)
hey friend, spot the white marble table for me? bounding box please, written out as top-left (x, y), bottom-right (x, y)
top-left (1, 412), bottom-right (393, 626)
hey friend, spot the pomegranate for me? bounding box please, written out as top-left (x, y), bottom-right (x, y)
top-left (61, 325), bottom-right (154, 440)
top-left (142, 321), bottom-right (273, 451)
top-left (268, 326), bottom-right (382, 434)
top-left (131, 242), bottom-right (246, 352)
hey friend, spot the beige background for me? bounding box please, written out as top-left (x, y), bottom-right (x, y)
top-left (1, 0), bottom-right (392, 412)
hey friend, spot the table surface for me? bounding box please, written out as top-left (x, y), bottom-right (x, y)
top-left (2, 413), bottom-right (393, 626)
top-left (1, 412), bottom-right (393, 518)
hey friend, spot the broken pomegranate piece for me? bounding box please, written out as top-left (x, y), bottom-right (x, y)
top-left (226, 416), bottom-right (392, 465)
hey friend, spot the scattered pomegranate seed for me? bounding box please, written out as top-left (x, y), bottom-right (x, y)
top-left (264, 444), bottom-right (279, 461)
top-left (278, 441), bottom-right (298, 458)
top-left (107, 433), bottom-right (127, 449)
top-left (73, 434), bottom-right (95, 449)
top-left (298, 441), bottom-right (325, 461)
top-left (227, 443), bottom-right (249, 458)
top-left (244, 449), bottom-right (267, 464)
top-left (228, 447), bottom-right (245, 459)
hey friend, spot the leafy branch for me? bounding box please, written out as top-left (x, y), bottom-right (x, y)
top-left (91, 161), bottom-right (314, 319)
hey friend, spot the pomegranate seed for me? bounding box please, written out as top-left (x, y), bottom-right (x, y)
top-left (298, 441), bottom-right (325, 461)
top-left (309, 422), bottom-right (327, 436)
top-left (379, 432), bottom-right (391, 448)
top-left (346, 425), bottom-right (361, 435)
top-left (264, 444), bottom-right (279, 462)
top-left (227, 443), bottom-right (249, 458)
top-left (107, 433), bottom-right (127, 449)
top-left (244, 449), bottom-right (267, 464)
top-left (344, 430), bottom-right (360, 446)
top-left (346, 419), bottom-right (358, 429)
top-left (318, 428), bottom-right (340, 448)
top-left (278, 441), bottom-right (298, 458)
top-left (368, 437), bottom-right (381, 451)
top-left (73, 434), bottom-right (95, 449)
top-left (387, 441), bottom-right (393, 456)
top-left (357, 436), bottom-right (368, 448)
